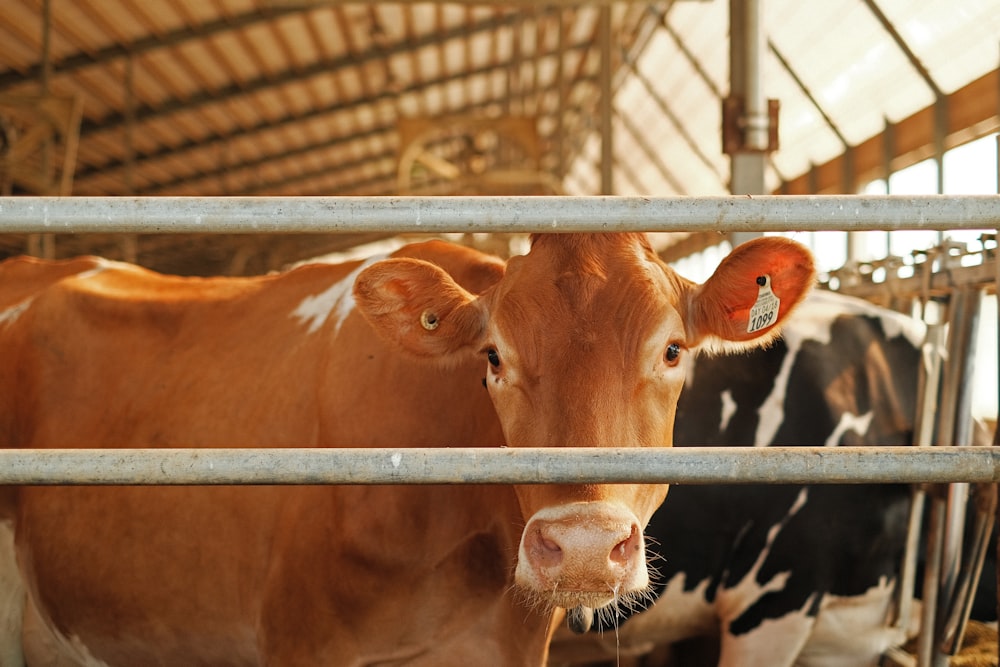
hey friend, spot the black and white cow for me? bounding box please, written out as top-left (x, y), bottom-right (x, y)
top-left (550, 289), bottom-right (927, 667)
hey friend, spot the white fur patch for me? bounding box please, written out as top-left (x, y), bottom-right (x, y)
top-left (793, 578), bottom-right (905, 667)
top-left (291, 256), bottom-right (383, 335)
top-left (719, 390), bottom-right (737, 433)
top-left (0, 260), bottom-right (115, 329)
top-left (753, 291), bottom-right (924, 447)
top-left (0, 299), bottom-right (33, 327)
top-left (805, 291), bottom-right (925, 348)
top-left (74, 260), bottom-right (115, 281)
top-left (714, 489), bottom-right (814, 667)
top-left (717, 489), bottom-right (807, 621)
top-left (615, 572), bottom-right (717, 646)
top-left (753, 337), bottom-right (800, 447)
top-left (719, 596), bottom-right (816, 667)
top-left (824, 411), bottom-right (874, 447)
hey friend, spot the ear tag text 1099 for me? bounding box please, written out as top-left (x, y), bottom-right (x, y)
top-left (747, 275), bottom-right (780, 334)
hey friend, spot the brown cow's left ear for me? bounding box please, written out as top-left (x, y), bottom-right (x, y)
top-left (688, 236), bottom-right (815, 348)
top-left (353, 258), bottom-right (486, 358)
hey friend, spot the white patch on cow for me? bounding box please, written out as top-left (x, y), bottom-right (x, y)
top-left (0, 261), bottom-right (117, 329)
top-left (74, 260), bottom-right (116, 281)
top-left (291, 256), bottom-right (384, 335)
top-left (615, 491), bottom-right (815, 665)
top-left (806, 290), bottom-right (925, 348)
top-left (795, 577), bottom-right (906, 667)
top-left (615, 573), bottom-right (717, 648)
top-left (824, 410), bottom-right (874, 447)
top-left (753, 337), bottom-right (801, 446)
top-left (787, 486), bottom-right (808, 515)
top-left (753, 291), bottom-right (924, 447)
top-left (719, 596), bottom-right (816, 667)
top-left (713, 489), bottom-right (815, 667)
top-left (717, 488), bottom-right (808, 623)
top-left (0, 298), bottom-right (33, 327)
top-left (719, 390), bottom-right (737, 432)
top-left (0, 520), bottom-right (26, 667)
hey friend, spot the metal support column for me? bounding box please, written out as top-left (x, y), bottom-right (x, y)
top-left (120, 56), bottom-right (138, 263)
top-left (883, 116), bottom-right (895, 252)
top-left (28, 0), bottom-right (55, 259)
top-left (728, 0), bottom-right (769, 246)
top-left (555, 8), bottom-right (566, 181)
top-left (599, 5), bottom-right (613, 195)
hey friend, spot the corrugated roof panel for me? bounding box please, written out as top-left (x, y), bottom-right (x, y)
top-left (396, 93), bottom-right (422, 118)
top-left (354, 102), bottom-right (378, 132)
top-left (627, 28), bottom-right (726, 195)
top-left (206, 30), bottom-right (257, 82)
top-left (242, 21), bottom-right (288, 73)
top-left (464, 71), bottom-right (491, 106)
top-left (0, 1), bottom-right (997, 271)
top-left (664, 0), bottom-right (727, 96)
top-left (561, 8), bottom-right (590, 45)
top-left (767, 51), bottom-right (846, 180)
top-left (174, 0), bottom-right (230, 26)
top-left (194, 103), bottom-right (236, 139)
top-left (564, 131), bottom-right (598, 195)
top-left (305, 9), bottom-right (349, 60)
top-left (879, 0), bottom-right (1000, 94)
top-left (771, 0), bottom-right (933, 141)
top-left (613, 116), bottom-right (651, 195)
top-left (415, 43), bottom-right (442, 83)
top-left (0, 2), bottom-right (41, 62)
top-left (280, 15), bottom-right (323, 66)
top-left (174, 40), bottom-right (230, 90)
top-left (464, 31), bottom-right (492, 70)
top-left (56, 67), bottom-right (114, 119)
top-left (278, 82), bottom-right (317, 117)
top-left (125, 0), bottom-right (187, 37)
top-left (50, 3), bottom-right (128, 57)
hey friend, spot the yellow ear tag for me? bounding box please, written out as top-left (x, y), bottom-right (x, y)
top-left (747, 275), bottom-right (780, 334)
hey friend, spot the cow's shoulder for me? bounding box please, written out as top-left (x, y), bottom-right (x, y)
top-left (0, 255), bottom-right (109, 312)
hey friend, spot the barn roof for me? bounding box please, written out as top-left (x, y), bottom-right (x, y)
top-left (1, 0), bottom-right (998, 275)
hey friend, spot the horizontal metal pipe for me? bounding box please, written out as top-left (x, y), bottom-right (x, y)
top-left (0, 195), bottom-right (998, 235)
top-left (0, 447), bottom-right (998, 486)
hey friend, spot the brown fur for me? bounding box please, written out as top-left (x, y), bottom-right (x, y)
top-left (1, 234), bottom-right (813, 666)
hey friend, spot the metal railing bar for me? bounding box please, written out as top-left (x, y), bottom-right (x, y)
top-left (0, 195), bottom-right (998, 235)
top-left (0, 446), bottom-right (997, 486)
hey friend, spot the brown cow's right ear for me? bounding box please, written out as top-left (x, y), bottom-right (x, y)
top-left (685, 236), bottom-right (815, 351)
top-left (353, 258), bottom-right (486, 358)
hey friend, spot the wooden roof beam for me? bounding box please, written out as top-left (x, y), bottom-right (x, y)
top-left (779, 69), bottom-right (999, 194)
top-left (0, 5), bottom-right (305, 91)
top-left (75, 39), bottom-right (599, 184)
top-left (76, 10), bottom-right (544, 138)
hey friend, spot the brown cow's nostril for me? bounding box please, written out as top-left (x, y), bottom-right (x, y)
top-left (539, 534), bottom-right (562, 554)
top-left (527, 527), bottom-right (564, 570)
top-left (517, 507), bottom-right (650, 609)
top-left (609, 524), bottom-right (641, 566)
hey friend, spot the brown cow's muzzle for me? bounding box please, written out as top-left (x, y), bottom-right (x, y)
top-left (514, 502), bottom-right (648, 611)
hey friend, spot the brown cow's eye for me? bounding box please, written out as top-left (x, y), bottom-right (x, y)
top-left (487, 348), bottom-right (501, 369)
top-left (665, 343), bottom-right (682, 365)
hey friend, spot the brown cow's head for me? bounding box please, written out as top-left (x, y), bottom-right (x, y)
top-left (353, 233), bottom-right (814, 620)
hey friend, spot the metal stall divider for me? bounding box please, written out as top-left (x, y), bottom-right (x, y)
top-left (2, 194), bottom-right (1000, 665)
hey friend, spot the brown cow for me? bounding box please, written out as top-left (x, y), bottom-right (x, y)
top-left (0, 233), bottom-right (813, 666)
